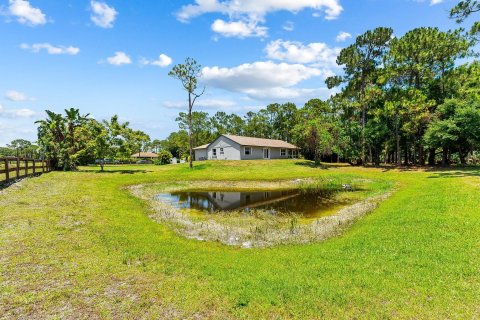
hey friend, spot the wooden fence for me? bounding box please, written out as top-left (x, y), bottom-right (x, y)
top-left (0, 157), bottom-right (53, 185)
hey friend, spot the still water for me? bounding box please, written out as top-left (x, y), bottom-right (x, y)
top-left (156, 189), bottom-right (352, 218)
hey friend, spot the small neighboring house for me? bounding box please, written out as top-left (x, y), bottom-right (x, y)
top-left (131, 152), bottom-right (159, 160)
top-left (193, 134), bottom-right (299, 161)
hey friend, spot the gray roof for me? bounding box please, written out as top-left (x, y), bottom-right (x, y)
top-left (223, 135), bottom-right (298, 149)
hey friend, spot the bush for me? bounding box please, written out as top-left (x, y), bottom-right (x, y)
top-left (155, 150), bottom-right (173, 165)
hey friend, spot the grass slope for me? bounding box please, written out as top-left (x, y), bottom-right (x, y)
top-left (1, 160), bottom-right (479, 319)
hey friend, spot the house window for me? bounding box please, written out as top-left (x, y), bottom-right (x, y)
top-left (220, 148), bottom-right (224, 155)
top-left (212, 149), bottom-right (217, 157)
top-left (280, 149), bottom-right (286, 156)
top-left (244, 147), bottom-right (251, 156)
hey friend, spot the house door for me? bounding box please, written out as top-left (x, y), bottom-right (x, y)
top-left (263, 148), bottom-right (270, 159)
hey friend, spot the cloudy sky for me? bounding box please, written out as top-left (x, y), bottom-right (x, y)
top-left (0, 0), bottom-right (463, 145)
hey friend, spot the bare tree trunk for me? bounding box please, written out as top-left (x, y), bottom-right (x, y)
top-left (413, 141), bottom-right (417, 165)
top-left (419, 144), bottom-right (425, 166)
top-left (188, 93), bottom-right (193, 169)
top-left (442, 147), bottom-right (448, 166)
top-left (361, 102), bottom-right (366, 165)
top-left (396, 115), bottom-right (401, 166)
top-left (428, 148), bottom-right (436, 165)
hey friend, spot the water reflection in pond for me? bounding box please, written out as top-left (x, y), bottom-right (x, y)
top-left (156, 189), bottom-right (352, 218)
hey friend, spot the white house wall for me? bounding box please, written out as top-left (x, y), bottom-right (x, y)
top-left (194, 149), bottom-right (207, 160)
top-left (240, 146), bottom-right (292, 160)
top-left (195, 135), bottom-right (298, 161)
top-left (206, 136), bottom-right (241, 160)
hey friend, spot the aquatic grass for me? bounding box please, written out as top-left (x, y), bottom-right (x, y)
top-left (129, 179), bottom-right (391, 248)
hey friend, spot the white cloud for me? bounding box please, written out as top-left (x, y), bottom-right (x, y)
top-left (164, 98), bottom-right (236, 110)
top-left (163, 98), bottom-right (263, 112)
top-left (211, 19), bottom-right (267, 38)
top-left (241, 87), bottom-right (332, 100)
top-left (140, 54), bottom-right (173, 67)
top-left (5, 90), bottom-right (34, 102)
top-left (90, 0), bottom-right (117, 28)
top-left (282, 21), bottom-right (294, 32)
top-left (201, 61), bottom-right (329, 100)
top-left (265, 39), bottom-right (340, 68)
top-left (0, 121), bottom-right (37, 146)
top-left (105, 51), bottom-right (132, 65)
top-left (0, 104), bottom-right (36, 118)
top-left (20, 43), bottom-right (80, 55)
top-left (176, 0), bottom-right (342, 38)
top-left (336, 31), bottom-right (352, 42)
top-left (430, 0), bottom-right (443, 5)
top-left (8, 0), bottom-right (46, 26)
top-left (177, 0), bottom-right (343, 21)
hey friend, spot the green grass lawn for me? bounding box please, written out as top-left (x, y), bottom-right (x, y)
top-left (1, 160), bottom-right (479, 319)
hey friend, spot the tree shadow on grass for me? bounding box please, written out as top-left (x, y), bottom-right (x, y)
top-left (294, 161), bottom-right (349, 170)
top-left (295, 161), bottom-right (480, 178)
top-left (176, 164), bottom-right (209, 171)
top-left (77, 169), bottom-right (152, 174)
top-left (426, 167), bottom-right (480, 179)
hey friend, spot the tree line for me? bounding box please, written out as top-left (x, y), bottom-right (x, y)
top-left (4, 0), bottom-right (479, 168)
top-left (163, 1), bottom-right (480, 166)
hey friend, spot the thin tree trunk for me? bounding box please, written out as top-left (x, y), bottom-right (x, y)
top-left (419, 145), bottom-right (425, 166)
top-left (413, 141), bottom-right (417, 165)
top-left (442, 147), bottom-right (448, 166)
top-left (428, 148), bottom-right (436, 166)
top-left (188, 93), bottom-right (193, 169)
top-left (396, 116), bottom-right (401, 166)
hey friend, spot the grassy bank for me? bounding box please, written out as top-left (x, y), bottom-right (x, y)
top-left (1, 160), bottom-right (479, 318)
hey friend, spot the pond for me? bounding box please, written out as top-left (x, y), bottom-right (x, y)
top-left (155, 188), bottom-right (355, 218)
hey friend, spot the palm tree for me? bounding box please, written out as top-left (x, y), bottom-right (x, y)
top-left (36, 108), bottom-right (89, 170)
top-left (64, 108), bottom-right (90, 170)
top-left (36, 110), bottom-right (66, 169)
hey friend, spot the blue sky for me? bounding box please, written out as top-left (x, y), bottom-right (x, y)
top-left (0, 0), bottom-right (464, 146)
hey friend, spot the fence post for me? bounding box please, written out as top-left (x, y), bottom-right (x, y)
top-left (33, 159), bottom-right (36, 174)
top-left (5, 159), bottom-right (9, 183)
top-left (16, 157), bottom-right (20, 179)
top-left (42, 160), bottom-right (45, 173)
top-left (24, 159), bottom-right (28, 177)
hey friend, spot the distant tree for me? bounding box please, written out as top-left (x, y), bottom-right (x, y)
top-left (36, 110), bottom-right (66, 169)
top-left (64, 108), bottom-right (90, 170)
top-left (155, 150), bottom-right (173, 165)
top-left (293, 99), bottom-right (340, 164)
top-left (450, 0), bottom-right (480, 41)
top-left (74, 119), bottom-right (113, 171)
top-left (0, 147), bottom-right (15, 157)
top-left (450, 0), bottom-right (480, 22)
top-left (169, 58), bottom-right (205, 169)
top-left (150, 139), bottom-right (162, 153)
top-left (160, 131), bottom-right (189, 159)
top-left (7, 139), bottom-right (35, 158)
top-left (327, 27), bottom-right (394, 164)
top-left (176, 111), bottom-right (213, 147)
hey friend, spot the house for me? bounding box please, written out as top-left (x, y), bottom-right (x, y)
top-left (130, 152), bottom-right (159, 160)
top-left (193, 134), bottom-right (299, 161)
top-left (131, 152), bottom-right (158, 163)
